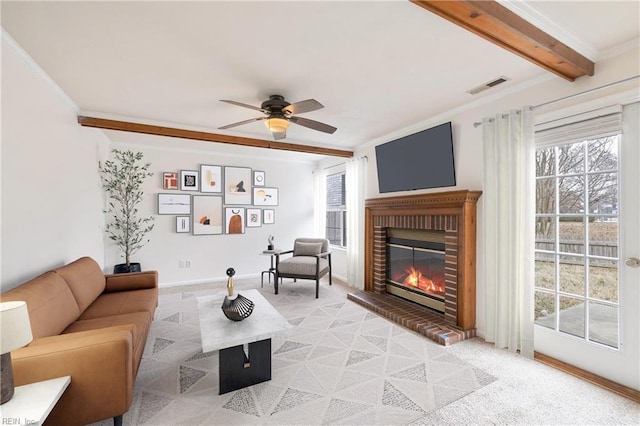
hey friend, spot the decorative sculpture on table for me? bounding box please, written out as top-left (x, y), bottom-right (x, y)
top-left (267, 235), bottom-right (275, 251)
top-left (221, 267), bottom-right (254, 321)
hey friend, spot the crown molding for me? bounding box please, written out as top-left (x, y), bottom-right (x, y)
top-left (1, 27), bottom-right (79, 112)
top-left (498, 0), bottom-right (598, 61)
top-left (411, 1), bottom-right (594, 81)
top-left (598, 37), bottom-right (640, 61)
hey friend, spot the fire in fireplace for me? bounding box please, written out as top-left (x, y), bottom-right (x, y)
top-left (385, 228), bottom-right (446, 312)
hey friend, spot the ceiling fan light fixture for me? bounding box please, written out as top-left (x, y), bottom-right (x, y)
top-left (264, 117), bottom-right (289, 133)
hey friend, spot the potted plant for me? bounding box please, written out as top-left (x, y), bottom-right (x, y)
top-left (99, 149), bottom-right (155, 273)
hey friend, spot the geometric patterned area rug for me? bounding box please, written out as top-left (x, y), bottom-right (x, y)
top-left (92, 279), bottom-right (495, 425)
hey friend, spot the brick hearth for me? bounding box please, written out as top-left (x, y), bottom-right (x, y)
top-left (352, 190), bottom-right (481, 346)
top-left (347, 291), bottom-right (476, 346)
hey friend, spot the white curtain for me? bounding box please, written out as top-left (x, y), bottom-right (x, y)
top-left (346, 157), bottom-right (365, 289)
top-left (482, 107), bottom-right (535, 357)
top-left (313, 167), bottom-right (327, 238)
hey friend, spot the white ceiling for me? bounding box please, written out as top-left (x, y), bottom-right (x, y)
top-left (2, 1), bottom-right (639, 159)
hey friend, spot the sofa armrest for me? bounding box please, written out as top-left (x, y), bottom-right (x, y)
top-left (12, 327), bottom-right (135, 425)
top-left (104, 270), bottom-right (158, 292)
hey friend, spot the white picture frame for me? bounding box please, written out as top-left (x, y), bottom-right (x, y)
top-left (200, 164), bottom-right (222, 193)
top-left (246, 208), bottom-right (262, 227)
top-left (225, 207), bottom-right (245, 234)
top-left (224, 167), bottom-right (252, 205)
top-left (192, 195), bottom-right (223, 235)
top-left (253, 170), bottom-right (265, 187)
top-left (158, 193), bottom-right (191, 215)
top-left (253, 187), bottom-right (278, 206)
top-left (263, 209), bottom-right (275, 224)
top-left (176, 216), bottom-right (190, 233)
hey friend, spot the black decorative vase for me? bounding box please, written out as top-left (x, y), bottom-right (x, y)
top-left (221, 294), bottom-right (255, 321)
top-left (113, 263), bottom-right (142, 274)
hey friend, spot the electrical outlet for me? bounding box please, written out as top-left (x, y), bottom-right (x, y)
top-left (179, 260), bottom-right (185, 268)
top-left (185, 260), bottom-right (192, 268)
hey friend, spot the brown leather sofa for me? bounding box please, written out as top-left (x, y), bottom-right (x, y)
top-left (0, 256), bottom-right (158, 426)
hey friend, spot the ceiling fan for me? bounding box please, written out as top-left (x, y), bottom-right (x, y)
top-left (218, 95), bottom-right (337, 140)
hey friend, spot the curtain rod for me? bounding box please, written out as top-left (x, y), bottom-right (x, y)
top-left (472, 74), bottom-right (639, 128)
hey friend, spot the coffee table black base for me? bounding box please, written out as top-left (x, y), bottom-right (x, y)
top-left (219, 339), bottom-right (271, 394)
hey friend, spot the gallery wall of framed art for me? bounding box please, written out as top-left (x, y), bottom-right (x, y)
top-left (157, 165), bottom-right (278, 236)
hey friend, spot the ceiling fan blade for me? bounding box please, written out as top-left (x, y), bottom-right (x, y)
top-left (220, 99), bottom-right (268, 113)
top-left (282, 99), bottom-right (324, 115)
top-left (289, 116), bottom-right (337, 134)
top-left (272, 130), bottom-right (286, 140)
top-left (218, 117), bottom-right (266, 130)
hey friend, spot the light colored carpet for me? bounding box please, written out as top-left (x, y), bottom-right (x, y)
top-left (92, 278), bottom-right (639, 425)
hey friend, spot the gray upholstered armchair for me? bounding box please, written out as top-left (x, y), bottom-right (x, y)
top-left (274, 238), bottom-right (332, 298)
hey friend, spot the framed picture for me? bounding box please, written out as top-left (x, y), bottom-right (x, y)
top-left (176, 216), bottom-right (190, 233)
top-left (246, 208), bottom-right (262, 227)
top-left (200, 164), bottom-right (222, 193)
top-left (253, 187), bottom-right (278, 206)
top-left (192, 195), bottom-right (223, 235)
top-left (163, 172), bottom-right (178, 190)
top-left (225, 207), bottom-right (245, 234)
top-left (263, 209), bottom-right (275, 224)
top-left (181, 170), bottom-right (199, 191)
top-left (158, 193), bottom-right (191, 215)
top-left (253, 170), bottom-right (265, 187)
top-left (224, 167), bottom-right (252, 205)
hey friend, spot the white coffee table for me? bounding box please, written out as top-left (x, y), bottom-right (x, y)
top-left (197, 289), bottom-right (292, 394)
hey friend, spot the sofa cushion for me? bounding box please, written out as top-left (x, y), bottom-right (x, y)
top-left (0, 271), bottom-right (80, 339)
top-left (63, 311), bottom-right (152, 377)
top-left (293, 242), bottom-right (323, 257)
top-left (54, 257), bottom-right (106, 314)
top-left (278, 256), bottom-right (329, 276)
top-left (105, 271), bottom-right (158, 292)
top-left (64, 312), bottom-right (151, 336)
top-left (79, 288), bottom-right (158, 321)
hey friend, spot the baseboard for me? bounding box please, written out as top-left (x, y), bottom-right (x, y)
top-left (331, 274), bottom-right (348, 285)
top-left (159, 273), bottom-right (261, 288)
top-left (534, 352), bottom-right (640, 403)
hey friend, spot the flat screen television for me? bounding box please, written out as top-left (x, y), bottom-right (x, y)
top-left (375, 122), bottom-right (456, 193)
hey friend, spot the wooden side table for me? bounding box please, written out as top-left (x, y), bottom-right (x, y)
top-left (0, 376), bottom-right (70, 425)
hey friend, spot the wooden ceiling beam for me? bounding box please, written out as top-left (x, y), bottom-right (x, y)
top-left (411, 0), bottom-right (594, 82)
top-left (77, 116), bottom-right (353, 158)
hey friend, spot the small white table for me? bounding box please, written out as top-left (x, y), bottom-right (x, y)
top-left (0, 376), bottom-right (70, 425)
top-left (197, 289), bottom-right (292, 394)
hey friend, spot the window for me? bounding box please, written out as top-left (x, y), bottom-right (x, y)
top-left (326, 172), bottom-right (347, 247)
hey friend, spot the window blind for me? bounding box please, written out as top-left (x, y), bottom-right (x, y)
top-left (535, 106), bottom-right (622, 147)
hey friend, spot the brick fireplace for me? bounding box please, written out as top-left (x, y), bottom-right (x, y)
top-left (347, 190), bottom-right (481, 345)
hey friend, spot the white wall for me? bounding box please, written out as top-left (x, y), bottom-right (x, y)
top-left (355, 46), bottom-right (639, 338)
top-left (1, 33), bottom-right (317, 291)
top-left (1, 37), bottom-right (110, 291)
top-left (105, 141), bottom-right (316, 286)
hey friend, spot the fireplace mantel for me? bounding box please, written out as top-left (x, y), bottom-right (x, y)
top-left (364, 190), bottom-right (481, 331)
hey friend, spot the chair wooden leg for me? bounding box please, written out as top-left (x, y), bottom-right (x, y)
top-left (274, 272), bottom-right (279, 295)
top-left (315, 279), bottom-right (319, 298)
